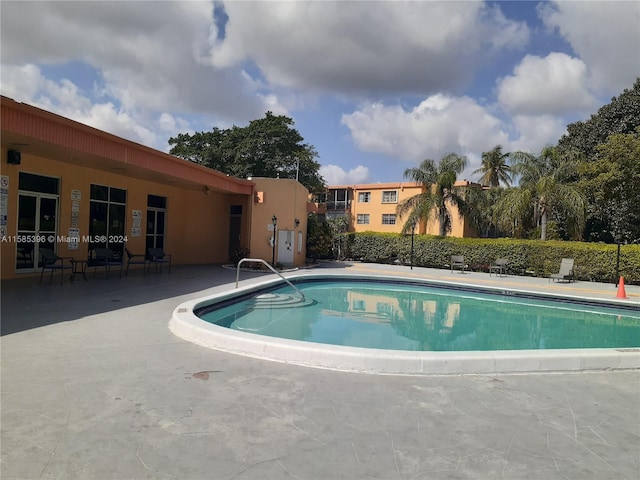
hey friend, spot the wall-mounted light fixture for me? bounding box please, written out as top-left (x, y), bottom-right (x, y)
top-left (294, 218), bottom-right (300, 227)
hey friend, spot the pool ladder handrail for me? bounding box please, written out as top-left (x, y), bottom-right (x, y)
top-left (235, 258), bottom-right (305, 301)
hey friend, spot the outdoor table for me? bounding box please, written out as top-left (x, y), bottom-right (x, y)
top-left (70, 259), bottom-right (89, 282)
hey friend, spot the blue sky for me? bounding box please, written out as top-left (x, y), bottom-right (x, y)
top-left (2, 1), bottom-right (639, 185)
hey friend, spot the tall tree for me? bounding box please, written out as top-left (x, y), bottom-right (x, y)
top-left (472, 145), bottom-right (513, 187)
top-left (557, 78), bottom-right (640, 160)
top-left (168, 112), bottom-right (325, 192)
top-left (507, 146), bottom-right (585, 241)
top-left (578, 128), bottom-right (640, 243)
top-left (396, 153), bottom-right (467, 237)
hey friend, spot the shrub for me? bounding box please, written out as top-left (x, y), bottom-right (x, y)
top-left (345, 233), bottom-right (640, 284)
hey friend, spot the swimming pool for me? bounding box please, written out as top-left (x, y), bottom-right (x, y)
top-left (171, 273), bottom-right (640, 375)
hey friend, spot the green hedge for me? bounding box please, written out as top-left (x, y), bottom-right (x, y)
top-left (346, 232), bottom-right (640, 284)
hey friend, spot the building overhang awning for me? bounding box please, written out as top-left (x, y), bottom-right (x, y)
top-left (1, 96), bottom-right (253, 196)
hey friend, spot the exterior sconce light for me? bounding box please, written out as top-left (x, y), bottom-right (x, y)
top-left (294, 218), bottom-right (300, 227)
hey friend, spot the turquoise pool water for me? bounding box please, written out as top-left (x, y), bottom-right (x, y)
top-left (196, 280), bottom-right (640, 352)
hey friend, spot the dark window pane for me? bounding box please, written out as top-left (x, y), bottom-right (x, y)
top-left (18, 195), bottom-right (37, 231)
top-left (147, 195), bottom-right (166, 209)
top-left (146, 210), bottom-right (156, 233)
top-left (109, 204), bottom-right (125, 235)
top-left (19, 173), bottom-right (59, 194)
top-left (156, 236), bottom-right (164, 249)
top-left (90, 202), bottom-right (108, 237)
top-left (110, 187), bottom-right (126, 204)
top-left (146, 235), bottom-right (154, 252)
top-left (156, 211), bottom-right (165, 234)
top-left (90, 184), bottom-right (108, 201)
top-left (230, 205), bottom-right (242, 215)
top-left (39, 198), bottom-right (57, 232)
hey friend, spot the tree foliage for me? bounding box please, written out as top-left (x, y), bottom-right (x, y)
top-left (168, 112), bottom-right (325, 192)
top-left (397, 153), bottom-right (467, 237)
top-left (472, 145), bottom-right (513, 187)
top-left (578, 128), bottom-right (640, 243)
top-left (557, 78), bottom-right (640, 159)
top-left (505, 146), bottom-right (586, 241)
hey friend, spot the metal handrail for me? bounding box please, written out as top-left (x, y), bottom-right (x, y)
top-left (236, 258), bottom-right (305, 301)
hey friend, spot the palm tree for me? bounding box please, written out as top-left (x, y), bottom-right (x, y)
top-left (506, 146), bottom-right (585, 240)
top-left (397, 153), bottom-right (467, 236)
top-left (473, 145), bottom-right (513, 187)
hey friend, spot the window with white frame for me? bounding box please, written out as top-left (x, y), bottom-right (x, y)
top-left (381, 190), bottom-right (397, 203)
top-left (356, 214), bottom-right (370, 224)
top-left (382, 214), bottom-right (396, 225)
top-left (358, 192), bottom-right (371, 203)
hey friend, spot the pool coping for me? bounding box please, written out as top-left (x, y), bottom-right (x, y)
top-left (169, 272), bottom-right (640, 376)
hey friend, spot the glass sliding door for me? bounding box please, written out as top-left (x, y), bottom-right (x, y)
top-left (16, 172), bottom-right (60, 271)
top-left (146, 195), bottom-right (167, 255)
top-left (16, 194), bottom-right (59, 271)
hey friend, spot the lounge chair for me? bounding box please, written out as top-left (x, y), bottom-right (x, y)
top-left (147, 247), bottom-right (172, 274)
top-left (124, 247), bottom-right (147, 276)
top-left (91, 247), bottom-right (123, 279)
top-left (489, 258), bottom-right (509, 277)
top-left (550, 258), bottom-right (575, 283)
top-left (451, 255), bottom-right (465, 273)
top-left (39, 248), bottom-right (73, 285)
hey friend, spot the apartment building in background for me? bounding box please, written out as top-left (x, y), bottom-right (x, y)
top-left (315, 181), bottom-right (479, 238)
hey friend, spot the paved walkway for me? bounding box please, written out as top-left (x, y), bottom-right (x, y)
top-left (2, 263), bottom-right (639, 479)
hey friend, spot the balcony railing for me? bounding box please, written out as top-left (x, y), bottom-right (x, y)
top-left (326, 200), bottom-right (351, 211)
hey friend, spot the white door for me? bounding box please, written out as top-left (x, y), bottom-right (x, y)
top-left (277, 229), bottom-right (294, 266)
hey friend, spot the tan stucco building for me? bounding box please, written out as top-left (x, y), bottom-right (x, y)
top-left (320, 181), bottom-right (478, 237)
top-left (0, 96), bottom-right (308, 280)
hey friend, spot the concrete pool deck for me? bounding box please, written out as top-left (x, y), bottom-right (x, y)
top-left (2, 262), bottom-right (639, 479)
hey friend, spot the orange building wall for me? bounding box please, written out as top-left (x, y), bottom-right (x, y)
top-left (249, 178), bottom-right (309, 266)
top-left (350, 183), bottom-right (425, 233)
top-left (0, 149), bottom-right (247, 279)
top-left (329, 181), bottom-right (475, 238)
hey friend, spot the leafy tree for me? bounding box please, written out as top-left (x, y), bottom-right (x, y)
top-left (507, 146), bottom-right (585, 241)
top-left (306, 213), bottom-right (333, 259)
top-left (397, 153), bottom-right (467, 236)
top-left (557, 78), bottom-right (640, 160)
top-left (578, 128), bottom-right (640, 243)
top-left (463, 186), bottom-right (510, 237)
top-left (328, 216), bottom-right (349, 260)
top-left (472, 145), bottom-right (513, 187)
top-left (168, 112), bottom-right (325, 192)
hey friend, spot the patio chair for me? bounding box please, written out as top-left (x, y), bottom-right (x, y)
top-left (39, 248), bottom-right (72, 285)
top-left (147, 247), bottom-right (172, 274)
top-left (489, 258), bottom-right (509, 277)
top-left (451, 255), bottom-right (466, 273)
top-left (124, 247), bottom-right (147, 276)
top-left (91, 247), bottom-right (123, 279)
top-left (549, 258), bottom-right (575, 283)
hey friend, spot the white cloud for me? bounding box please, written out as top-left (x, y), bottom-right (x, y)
top-left (0, 64), bottom-right (43, 100)
top-left (0, 1), bottom-right (283, 122)
top-left (210, 1), bottom-right (528, 94)
top-left (341, 95), bottom-right (510, 168)
top-left (320, 165), bottom-right (370, 185)
top-left (497, 53), bottom-right (598, 116)
top-left (1, 64), bottom-right (171, 149)
top-left (539, 1), bottom-right (640, 93)
top-left (509, 115), bottom-right (567, 154)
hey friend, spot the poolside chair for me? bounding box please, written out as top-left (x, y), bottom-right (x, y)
top-left (124, 247), bottom-right (148, 276)
top-left (489, 258), bottom-right (509, 277)
top-left (550, 258), bottom-right (575, 283)
top-left (147, 247), bottom-right (172, 274)
top-left (451, 255), bottom-right (466, 273)
top-left (91, 247), bottom-right (123, 279)
top-left (39, 248), bottom-right (72, 285)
